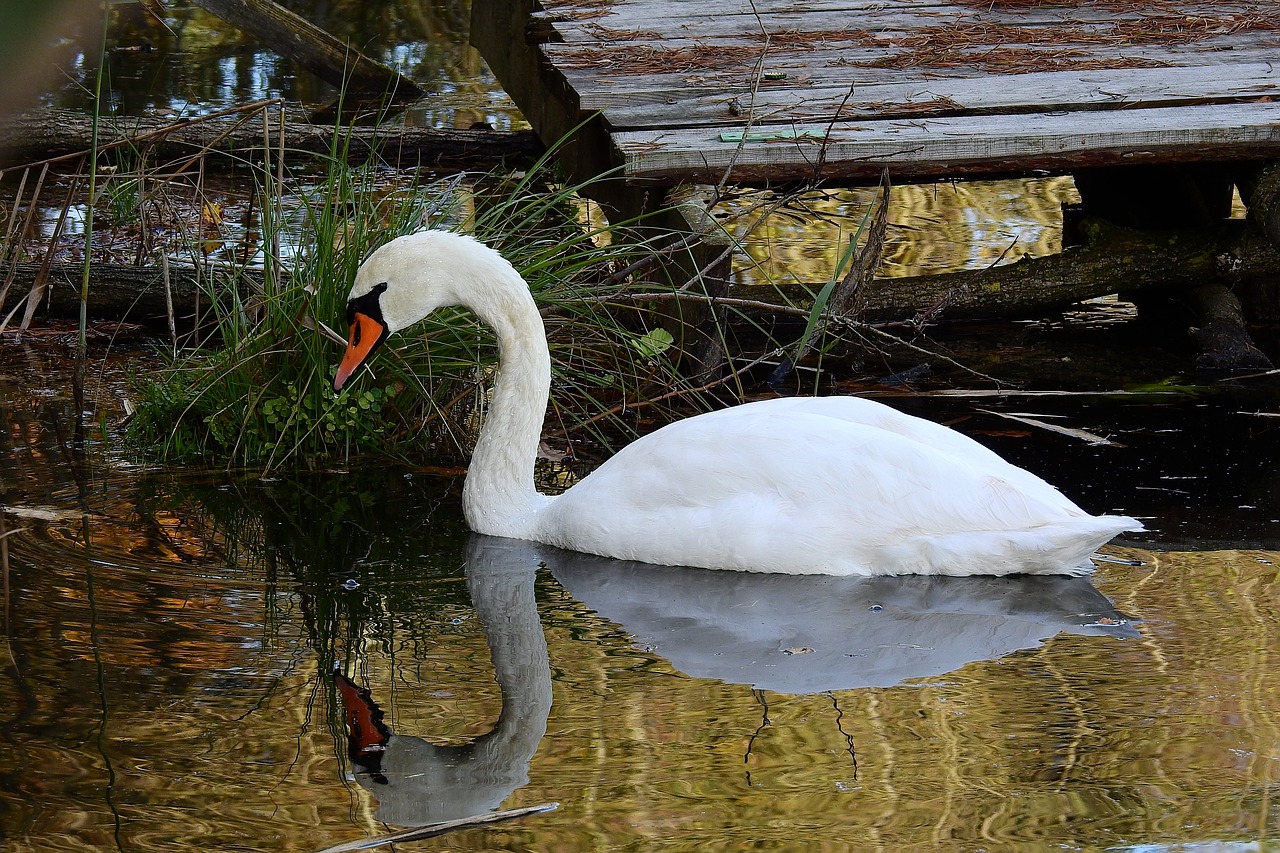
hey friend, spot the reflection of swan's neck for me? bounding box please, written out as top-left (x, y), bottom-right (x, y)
top-left (468, 551), bottom-right (553, 743)
top-left (360, 540), bottom-right (553, 826)
top-left (460, 272), bottom-right (554, 540)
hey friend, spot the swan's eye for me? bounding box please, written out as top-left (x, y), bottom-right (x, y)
top-left (345, 282), bottom-right (389, 328)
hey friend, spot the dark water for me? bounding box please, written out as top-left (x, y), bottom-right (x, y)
top-left (47, 0), bottom-right (521, 130)
top-left (4, 342), bottom-right (1280, 852)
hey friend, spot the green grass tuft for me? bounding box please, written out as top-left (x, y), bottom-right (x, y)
top-left (126, 136), bottom-right (709, 471)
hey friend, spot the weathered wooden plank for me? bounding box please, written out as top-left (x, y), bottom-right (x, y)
top-left (477, 0), bottom-right (1280, 203)
top-left (540, 0), bottom-right (1269, 15)
top-left (544, 26), bottom-right (1279, 66)
top-left (544, 33), bottom-right (1280, 92)
top-left (539, 1), bottom-right (1278, 43)
top-left (611, 101), bottom-right (1280, 184)
top-left (538, 0), bottom-right (1273, 31)
top-left (552, 43), bottom-right (1280, 109)
top-left (581, 62), bottom-right (1280, 130)
top-left (548, 43), bottom-right (1280, 132)
top-left (538, 0), bottom-right (952, 15)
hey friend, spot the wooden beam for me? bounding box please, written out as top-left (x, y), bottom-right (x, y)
top-left (573, 62), bottom-right (1280, 130)
top-left (610, 102), bottom-right (1280, 186)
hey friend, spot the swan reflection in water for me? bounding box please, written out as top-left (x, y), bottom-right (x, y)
top-left (338, 535), bottom-right (1137, 823)
top-left (548, 542), bottom-right (1138, 694)
top-left (337, 536), bottom-right (552, 828)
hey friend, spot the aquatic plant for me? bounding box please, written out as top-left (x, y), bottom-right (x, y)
top-left (124, 131), bottom-right (726, 470)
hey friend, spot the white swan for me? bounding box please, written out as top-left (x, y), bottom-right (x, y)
top-left (333, 230), bottom-right (1142, 577)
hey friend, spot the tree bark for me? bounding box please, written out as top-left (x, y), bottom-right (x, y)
top-left (1238, 161), bottom-right (1280, 251)
top-left (1071, 162), bottom-right (1269, 369)
top-left (0, 107), bottom-right (545, 171)
top-left (188, 0), bottom-right (422, 98)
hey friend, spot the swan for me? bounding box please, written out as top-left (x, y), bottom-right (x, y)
top-left (333, 230), bottom-right (1142, 576)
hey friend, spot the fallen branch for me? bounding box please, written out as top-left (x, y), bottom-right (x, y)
top-left (0, 261), bottom-right (259, 327)
top-left (9, 217), bottom-right (1280, 339)
top-left (976, 409), bottom-right (1121, 446)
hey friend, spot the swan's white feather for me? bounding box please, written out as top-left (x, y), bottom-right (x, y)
top-left (345, 230), bottom-right (1142, 577)
top-left (537, 396), bottom-right (1137, 575)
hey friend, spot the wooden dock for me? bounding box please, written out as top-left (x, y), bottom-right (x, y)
top-left (473, 0), bottom-right (1280, 217)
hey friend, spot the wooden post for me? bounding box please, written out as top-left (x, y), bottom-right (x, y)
top-left (1238, 161), bottom-right (1280, 251)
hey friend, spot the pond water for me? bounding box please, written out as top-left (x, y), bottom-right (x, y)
top-left (6, 1), bottom-right (1280, 851)
top-left (49, 0), bottom-right (522, 130)
top-left (4, 340), bottom-right (1280, 852)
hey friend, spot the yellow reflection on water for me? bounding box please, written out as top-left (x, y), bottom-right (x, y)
top-left (520, 548), bottom-right (1280, 851)
top-left (728, 177), bottom-right (1081, 286)
top-left (3, 193), bottom-right (1279, 849)
top-left (4, 466), bottom-right (1280, 851)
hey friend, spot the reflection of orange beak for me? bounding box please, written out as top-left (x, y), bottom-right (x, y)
top-left (334, 312), bottom-right (388, 392)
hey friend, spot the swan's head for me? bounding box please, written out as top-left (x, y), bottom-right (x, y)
top-left (334, 230), bottom-right (512, 391)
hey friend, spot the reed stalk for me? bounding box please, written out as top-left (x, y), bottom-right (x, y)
top-left (125, 118), bottom-right (725, 470)
top-left (74, 2), bottom-right (110, 420)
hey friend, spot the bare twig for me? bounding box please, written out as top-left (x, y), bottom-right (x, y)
top-left (311, 803), bottom-right (558, 853)
top-left (772, 171), bottom-right (890, 384)
top-left (161, 253), bottom-right (176, 350)
top-left (565, 345), bottom-right (790, 432)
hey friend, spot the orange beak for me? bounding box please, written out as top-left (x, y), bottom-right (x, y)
top-left (334, 311), bottom-right (389, 392)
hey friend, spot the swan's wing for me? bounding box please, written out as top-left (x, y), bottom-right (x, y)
top-left (732, 396), bottom-right (1061, 497)
top-left (538, 398), bottom-right (1134, 575)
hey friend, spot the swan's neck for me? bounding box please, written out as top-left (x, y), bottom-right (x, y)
top-left (461, 270), bottom-right (553, 538)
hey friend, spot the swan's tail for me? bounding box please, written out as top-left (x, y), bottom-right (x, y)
top-left (883, 514), bottom-right (1143, 577)
top-left (1016, 514), bottom-right (1143, 576)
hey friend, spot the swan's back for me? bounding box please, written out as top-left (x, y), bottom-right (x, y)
top-left (536, 396), bottom-right (1139, 576)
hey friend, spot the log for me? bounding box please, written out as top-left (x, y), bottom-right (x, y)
top-left (858, 218), bottom-right (1280, 323)
top-left (188, 0), bottom-right (422, 99)
top-left (1184, 283), bottom-right (1272, 371)
top-left (0, 107), bottom-right (545, 171)
top-left (1, 261), bottom-right (263, 330)
top-left (7, 218), bottom-right (1280, 333)
top-left (1072, 162), bottom-right (1270, 369)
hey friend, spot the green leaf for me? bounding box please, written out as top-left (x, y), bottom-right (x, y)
top-left (631, 328), bottom-right (674, 359)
